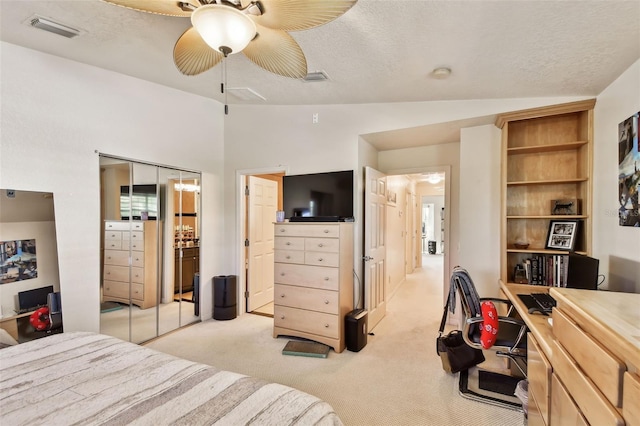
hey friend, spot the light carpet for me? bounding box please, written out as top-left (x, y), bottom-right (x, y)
top-left (145, 257), bottom-right (525, 426)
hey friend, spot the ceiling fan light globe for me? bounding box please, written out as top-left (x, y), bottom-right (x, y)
top-left (191, 4), bottom-right (256, 55)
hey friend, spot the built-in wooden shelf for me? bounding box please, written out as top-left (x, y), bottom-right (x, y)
top-left (507, 141), bottom-right (588, 155)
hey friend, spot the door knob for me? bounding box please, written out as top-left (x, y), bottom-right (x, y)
top-left (363, 255), bottom-right (374, 261)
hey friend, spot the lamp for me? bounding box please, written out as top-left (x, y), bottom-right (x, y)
top-left (424, 173), bottom-right (443, 184)
top-left (191, 4), bottom-right (256, 57)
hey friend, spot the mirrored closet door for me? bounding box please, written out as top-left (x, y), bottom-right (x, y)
top-left (99, 155), bottom-right (201, 343)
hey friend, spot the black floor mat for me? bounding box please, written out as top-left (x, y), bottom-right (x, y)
top-left (478, 370), bottom-right (521, 396)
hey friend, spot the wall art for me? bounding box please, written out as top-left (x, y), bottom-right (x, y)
top-left (618, 111), bottom-right (640, 227)
top-left (0, 239), bottom-right (37, 284)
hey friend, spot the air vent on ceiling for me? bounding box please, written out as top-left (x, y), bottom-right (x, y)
top-left (303, 71), bottom-right (329, 82)
top-left (227, 87), bottom-right (266, 102)
top-left (27, 15), bottom-right (81, 38)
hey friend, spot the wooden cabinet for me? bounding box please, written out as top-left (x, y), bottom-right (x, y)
top-left (496, 99), bottom-right (595, 284)
top-left (174, 246), bottom-right (199, 293)
top-left (103, 220), bottom-right (161, 309)
top-left (273, 222), bottom-right (353, 353)
top-left (528, 333), bottom-right (552, 424)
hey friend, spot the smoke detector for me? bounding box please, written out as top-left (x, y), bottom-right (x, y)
top-left (303, 71), bottom-right (329, 82)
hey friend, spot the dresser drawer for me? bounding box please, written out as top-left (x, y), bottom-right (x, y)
top-left (528, 333), bottom-right (551, 425)
top-left (623, 372), bottom-right (640, 425)
top-left (105, 230), bottom-right (122, 241)
top-left (275, 224), bottom-right (339, 238)
top-left (274, 237), bottom-right (305, 251)
top-left (274, 284), bottom-right (339, 314)
top-left (274, 250), bottom-right (305, 264)
top-left (274, 305), bottom-right (339, 339)
top-left (305, 251), bottom-right (339, 267)
top-left (103, 265), bottom-right (145, 284)
top-left (104, 250), bottom-right (144, 267)
top-left (550, 373), bottom-right (589, 426)
top-left (304, 238), bottom-right (339, 253)
top-left (105, 239), bottom-right (122, 250)
top-left (553, 308), bottom-right (625, 407)
top-left (274, 263), bottom-right (339, 290)
top-left (552, 340), bottom-right (624, 425)
top-left (103, 280), bottom-right (144, 301)
top-left (105, 221), bottom-right (144, 231)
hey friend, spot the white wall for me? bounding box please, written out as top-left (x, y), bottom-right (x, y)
top-left (224, 97), bottom-right (589, 311)
top-left (0, 42), bottom-right (226, 331)
top-left (0, 221), bottom-right (59, 314)
top-left (458, 125), bottom-right (502, 297)
top-left (593, 59), bottom-right (640, 292)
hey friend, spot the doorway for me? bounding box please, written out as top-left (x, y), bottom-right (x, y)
top-left (237, 168), bottom-right (286, 317)
top-left (364, 167), bottom-right (449, 332)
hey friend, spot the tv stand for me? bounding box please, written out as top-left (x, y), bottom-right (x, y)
top-left (289, 216), bottom-right (340, 222)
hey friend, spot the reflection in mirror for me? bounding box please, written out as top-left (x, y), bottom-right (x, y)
top-left (99, 155), bottom-right (201, 343)
top-left (173, 171), bottom-right (201, 328)
top-left (0, 189), bottom-right (61, 343)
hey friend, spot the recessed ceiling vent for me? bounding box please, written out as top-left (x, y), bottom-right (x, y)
top-left (27, 15), bottom-right (81, 38)
top-left (303, 71), bottom-right (329, 82)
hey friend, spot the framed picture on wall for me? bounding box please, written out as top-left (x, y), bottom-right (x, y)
top-left (545, 221), bottom-right (578, 251)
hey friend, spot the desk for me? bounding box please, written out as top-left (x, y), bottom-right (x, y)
top-left (500, 281), bottom-right (640, 426)
top-left (0, 310), bottom-right (35, 341)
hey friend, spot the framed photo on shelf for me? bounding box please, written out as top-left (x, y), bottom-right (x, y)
top-left (545, 220), bottom-right (579, 251)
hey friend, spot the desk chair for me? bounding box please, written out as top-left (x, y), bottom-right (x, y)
top-left (46, 292), bottom-right (63, 333)
top-left (449, 267), bottom-right (528, 377)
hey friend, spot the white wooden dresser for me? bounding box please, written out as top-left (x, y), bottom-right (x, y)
top-left (273, 222), bottom-right (354, 353)
top-left (103, 220), bottom-right (161, 309)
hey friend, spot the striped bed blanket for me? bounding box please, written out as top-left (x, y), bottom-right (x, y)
top-left (0, 332), bottom-right (343, 425)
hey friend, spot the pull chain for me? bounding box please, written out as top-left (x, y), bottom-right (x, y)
top-left (221, 57), bottom-right (229, 115)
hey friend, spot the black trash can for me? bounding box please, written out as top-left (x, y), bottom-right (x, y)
top-left (192, 273), bottom-right (200, 317)
top-left (428, 240), bottom-right (437, 254)
top-left (213, 275), bottom-right (237, 320)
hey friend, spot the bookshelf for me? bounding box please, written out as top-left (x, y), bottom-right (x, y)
top-left (497, 99), bottom-right (595, 285)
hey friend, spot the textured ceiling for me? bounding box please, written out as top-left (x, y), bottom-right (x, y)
top-left (1, 0), bottom-right (639, 148)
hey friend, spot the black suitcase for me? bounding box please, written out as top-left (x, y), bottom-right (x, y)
top-left (345, 309), bottom-right (368, 352)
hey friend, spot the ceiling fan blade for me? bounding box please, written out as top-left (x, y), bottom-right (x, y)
top-left (102, 0), bottom-right (194, 17)
top-left (246, 0), bottom-right (357, 31)
top-left (174, 27), bottom-right (224, 76)
top-left (242, 25), bottom-right (307, 78)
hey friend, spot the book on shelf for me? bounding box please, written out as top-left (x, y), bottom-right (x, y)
top-left (517, 254), bottom-right (568, 286)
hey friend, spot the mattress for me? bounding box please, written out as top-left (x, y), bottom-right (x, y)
top-left (0, 332), bottom-right (343, 425)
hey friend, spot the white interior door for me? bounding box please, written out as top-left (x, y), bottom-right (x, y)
top-left (246, 176), bottom-right (277, 311)
top-left (364, 166), bottom-right (387, 330)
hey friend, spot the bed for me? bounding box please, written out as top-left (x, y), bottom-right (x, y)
top-left (0, 331), bottom-right (343, 425)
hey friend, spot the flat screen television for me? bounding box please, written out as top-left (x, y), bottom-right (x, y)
top-left (283, 170), bottom-right (354, 222)
top-left (120, 184), bottom-right (159, 220)
top-left (566, 253), bottom-right (599, 290)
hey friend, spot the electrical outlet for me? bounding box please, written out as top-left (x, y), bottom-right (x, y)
top-left (312, 113), bottom-right (319, 124)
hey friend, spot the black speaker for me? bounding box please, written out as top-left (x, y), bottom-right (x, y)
top-left (345, 309), bottom-right (368, 352)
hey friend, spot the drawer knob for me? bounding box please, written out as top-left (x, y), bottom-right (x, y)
top-left (286, 242), bottom-right (291, 245)
top-left (324, 324), bottom-right (329, 328)
top-left (318, 243), bottom-right (324, 247)
top-left (324, 300), bottom-right (329, 304)
top-left (324, 229), bottom-right (329, 233)
top-left (286, 256), bottom-right (291, 259)
top-left (280, 294), bottom-right (285, 298)
top-left (324, 277), bottom-right (329, 281)
top-left (280, 272), bottom-right (286, 276)
top-left (318, 258), bottom-right (323, 262)
top-left (280, 315), bottom-right (285, 319)
top-left (280, 229), bottom-right (285, 233)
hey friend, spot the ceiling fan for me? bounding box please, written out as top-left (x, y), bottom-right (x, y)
top-left (102, 0), bottom-right (358, 79)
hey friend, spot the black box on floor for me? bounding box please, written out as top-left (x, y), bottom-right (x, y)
top-left (345, 309), bottom-right (368, 352)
